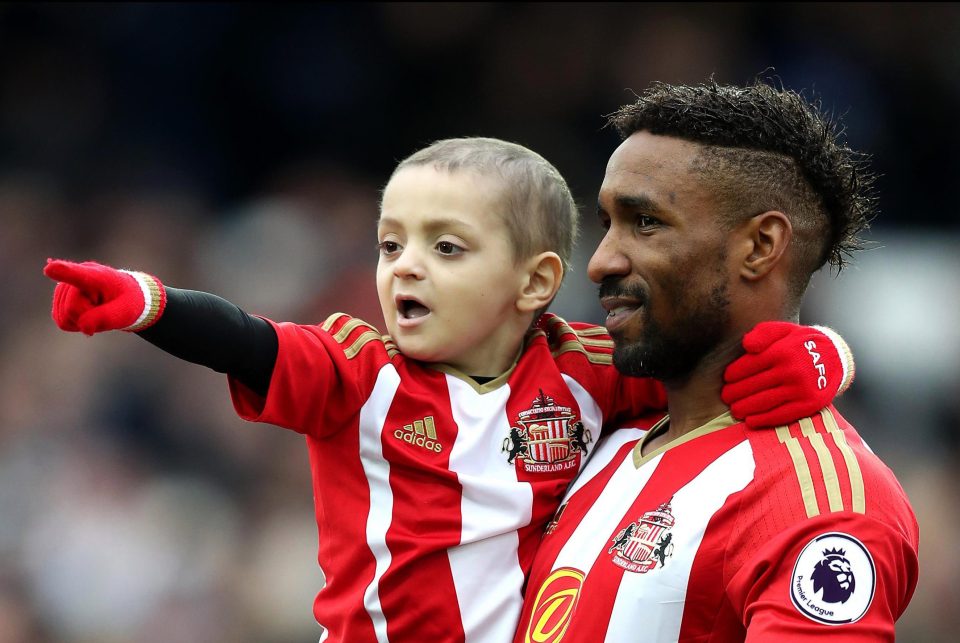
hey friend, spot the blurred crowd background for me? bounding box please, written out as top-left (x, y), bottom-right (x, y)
top-left (1, 3), bottom-right (957, 642)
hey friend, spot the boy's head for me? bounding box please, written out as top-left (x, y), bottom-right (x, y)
top-left (392, 137), bottom-right (580, 274)
top-left (376, 137), bottom-right (579, 376)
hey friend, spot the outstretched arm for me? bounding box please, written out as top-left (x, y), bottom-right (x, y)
top-left (44, 259), bottom-right (278, 397)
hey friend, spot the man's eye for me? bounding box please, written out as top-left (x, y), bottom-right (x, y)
top-left (636, 214), bottom-right (659, 229)
top-left (436, 241), bottom-right (463, 255)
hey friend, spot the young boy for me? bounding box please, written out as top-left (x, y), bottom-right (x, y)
top-left (44, 137), bottom-right (853, 643)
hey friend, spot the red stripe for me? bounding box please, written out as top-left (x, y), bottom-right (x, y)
top-left (306, 430), bottom-right (380, 642)
top-left (378, 369), bottom-right (466, 642)
top-left (809, 412), bottom-right (853, 511)
top-left (577, 427), bottom-right (746, 641)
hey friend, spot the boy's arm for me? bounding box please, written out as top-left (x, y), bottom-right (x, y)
top-left (44, 258), bottom-right (277, 397)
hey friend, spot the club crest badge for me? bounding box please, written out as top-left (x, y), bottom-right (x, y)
top-left (608, 499), bottom-right (676, 573)
top-left (502, 390), bottom-right (591, 474)
top-left (790, 532), bottom-right (876, 624)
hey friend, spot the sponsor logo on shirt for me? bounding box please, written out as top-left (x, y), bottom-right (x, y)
top-left (501, 390), bottom-right (591, 474)
top-left (608, 499), bottom-right (676, 573)
top-left (790, 532), bottom-right (876, 624)
top-left (392, 416), bottom-right (443, 453)
top-left (524, 567), bottom-right (584, 643)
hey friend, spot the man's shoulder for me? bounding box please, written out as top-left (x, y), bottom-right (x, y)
top-left (741, 406), bottom-right (916, 532)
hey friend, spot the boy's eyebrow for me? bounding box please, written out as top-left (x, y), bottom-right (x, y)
top-left (377, 215), bottom-right (478, 233)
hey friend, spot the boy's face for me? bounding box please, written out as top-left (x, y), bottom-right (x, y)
top-left (377, 165), bottom-right (528, 376)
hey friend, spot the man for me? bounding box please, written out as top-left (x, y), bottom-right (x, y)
top-left (513, 81), bottom-right (919, 641)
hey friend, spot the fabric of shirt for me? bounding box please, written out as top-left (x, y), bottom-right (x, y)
top-left (515, 406), bottom-right (919, 643)
top-left (228, 312), bottom-right (666, 643)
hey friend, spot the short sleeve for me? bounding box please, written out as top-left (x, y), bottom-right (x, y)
top-left (229, 314), bottom-right (391, 437)
top-left (727, 512), bottom-right (919, 642)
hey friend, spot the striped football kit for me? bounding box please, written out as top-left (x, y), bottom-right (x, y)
top-left (515, 407), bottom-right (919, 642)
top-left (229, 312), bottom-right (665, 642)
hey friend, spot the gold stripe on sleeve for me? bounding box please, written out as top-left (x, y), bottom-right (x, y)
top-left (550, 341), bottom-right (612, 364)
top-left (799, 418), bottom-right (844, 513)
top-left (573, 326), bottom-right (610, 337)
top-left (344, 330), bottom-right (384, 359)
top-left (574, 336), bottom-right (614, 349)
top-left (776, 425), bottom-right (820, 518)
top-left (333, 318), bottom-right (375, 344)
top-left (821, 409), bottom-right (866, 514)
top-left (321, 313), bottom-right (348, 333)
top-left (382, 336), bottom-right (400, 358)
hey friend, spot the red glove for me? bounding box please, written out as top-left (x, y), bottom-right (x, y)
top-left (44, 258), bottom-right (167, 335)
top-left (722, 321), bottom-right (855, 429)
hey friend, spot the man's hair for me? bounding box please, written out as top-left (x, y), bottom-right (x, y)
top-left (607, 79), bottom-right (876, 300)
top-left (390, 137), bottom-right (579, 276)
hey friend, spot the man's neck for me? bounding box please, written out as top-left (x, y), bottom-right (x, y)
top-left (641, 336), bottom-right (741, 455)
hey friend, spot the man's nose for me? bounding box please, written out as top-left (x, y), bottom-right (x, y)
top-left (587, 231), bottom-right (631, 284)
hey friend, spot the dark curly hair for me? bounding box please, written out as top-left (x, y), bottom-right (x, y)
top-left (607, 79), bottom-right (876, 297)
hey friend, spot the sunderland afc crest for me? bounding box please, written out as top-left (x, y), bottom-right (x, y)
top-left (608, 499), bottom-right (676, 573)
top-left (502, 390), bottom-right (591, 474)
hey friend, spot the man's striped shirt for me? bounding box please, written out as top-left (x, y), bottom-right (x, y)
top-left (515, 407), bottom-right (919, 642)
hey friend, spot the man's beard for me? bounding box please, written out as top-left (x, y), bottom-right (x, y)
top-left (611, 280), bottom-right (731, 383)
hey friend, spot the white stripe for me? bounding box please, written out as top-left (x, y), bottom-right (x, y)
top-left (119, 270), bottom-right (152, 330)
top-left (814, 325), bottom-right (851, 392)
top-left (553, 449), bottom-right (662, 569)
top-left (563, 425), bottom-right (648, 500)
top-left (358, 366), bottom-right (402, 643)
top-left (603, 440), bottom-right (755, 642)
top-left (445, 376), bottom-right (529, 643)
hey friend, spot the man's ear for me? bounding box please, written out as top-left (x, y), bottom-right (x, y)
top-left (517, 251), bottom-right (563, 313)
top-left (740, 211), bottom-right (792, 281)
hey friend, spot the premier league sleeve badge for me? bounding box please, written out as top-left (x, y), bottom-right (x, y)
top-left (789, 531), bottom-right (876, 624)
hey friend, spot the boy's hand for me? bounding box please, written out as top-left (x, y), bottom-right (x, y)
top-left (722, 322), bottom-right (855, 429)
top-left (44, 259), bottom-right (166, 335)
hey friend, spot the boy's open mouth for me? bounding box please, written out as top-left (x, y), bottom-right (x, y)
top-left (398, 297), bottom-right (431, 319)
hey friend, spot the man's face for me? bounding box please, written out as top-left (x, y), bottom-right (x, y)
top-left (587, 131), bottom-right (733, 383)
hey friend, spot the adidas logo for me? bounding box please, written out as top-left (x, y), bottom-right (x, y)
top-left (393, 416), bottom-right (443, 453)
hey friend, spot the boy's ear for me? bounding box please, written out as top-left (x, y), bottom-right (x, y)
top-left (739, 210), bottom-right (792, 281)
top-left (517, 251), bottom-right (563, 313)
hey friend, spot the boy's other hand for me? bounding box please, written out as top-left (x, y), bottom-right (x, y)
top-left (721, 321), bottom-right (855, 429)
top-left (44, 259), bottom-right (166, 335)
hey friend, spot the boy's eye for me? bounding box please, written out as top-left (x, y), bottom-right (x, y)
top-left (378, 240), bottom-right (401, 255)
top-left (436, 241), bottom-right (463, 255)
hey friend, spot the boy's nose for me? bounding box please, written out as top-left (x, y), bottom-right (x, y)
top-left (393, 247), bottom-right (426, 280)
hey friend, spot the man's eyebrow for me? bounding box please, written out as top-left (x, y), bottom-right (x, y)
top-left (596, 193), bottom-right (662, 214)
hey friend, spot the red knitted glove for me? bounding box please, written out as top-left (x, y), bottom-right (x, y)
top-left (44, 258), bottom-right (166, 335)
top-left (722, 321), bottom-right (855, 429)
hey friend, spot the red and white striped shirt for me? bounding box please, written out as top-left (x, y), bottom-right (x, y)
top-left (229, 312), bottom-right (665, 643)
top-left (515, 407), bottom-right (919, 642)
